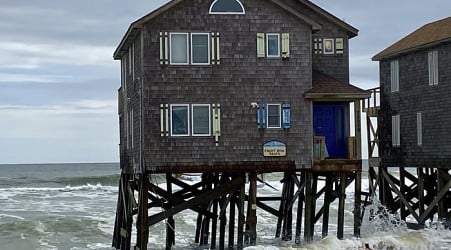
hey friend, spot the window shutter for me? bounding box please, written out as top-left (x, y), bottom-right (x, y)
top-left (260, 103), bottom-right (266, 128)
top-left (211, 32), bottom-right (221, 65)
top-left (335, 38), bottom-right (344, 54)
top-left (212, 104), bottom-right (221, 146)
top-left (257, 33), bottom-right (265, 57)
top-left (165, 104), bottom-right (169, 136)
top-left (256, 104), bottom-right (261, 128)
top-left (281, 33), bottom-right (290, 58)
top-left (159, 32), bottom-right (169, 65)
top-left (160, 104), bottom-right (164, 136)
top-left (417, 112), bottom-right (422, 146)
top-left (282, 103), bottom-right (291, 129)
top-left (314, 38), bottom-right (323, 54)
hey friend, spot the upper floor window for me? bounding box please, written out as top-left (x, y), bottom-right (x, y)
top-left (191, 33), bottom-right (210, 64)
top-left (428, 50), bottom-right (438, 86)
top-left (390, 60), bottom-right (399, 92)
top-left (165, 32), bottom-right (218, 65)
top-left (209, 0), bottom-right (245, 14)
top-left (266, 34), bottom-right (280, 57)
top-left (170, 33), bottom-right (189, 65)
top-left (257, 33), bottom-right (290, 58)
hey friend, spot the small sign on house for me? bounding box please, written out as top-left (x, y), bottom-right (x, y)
top-left (263, 141), bottom-right (287, 157)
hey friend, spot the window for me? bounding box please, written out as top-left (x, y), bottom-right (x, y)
top-left (191, 33), bottom-right (210, 64)
top-left (266, 34), bottom-right (280, 57)
top-left (323, 39), bottom-right (334, 54)
top-left (209, 0), bottom-right (245, 14)
top-left (392, 114), bottom-right (400, 147)
top-left (267, 104), bottom-right (281, 128)
top-left (417, 112), bottom-right (422, 146)
top-left (428, 50), bottom-right (438, 85)
top-left (170, 33), bottom-right (189, 64)
top-left (192, 104), bottom-right (211, 136)
top-left (170, 104), bottom-right (212, 136)
top-left (168, 33), bottom-right (213, 65)
top-left (171, 105), bottom-right (189, 136)
top-left (390, 60), bottom-right (399, 92)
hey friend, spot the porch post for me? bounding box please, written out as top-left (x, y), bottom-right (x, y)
top-left (354, 100), bottom-right (362, 159)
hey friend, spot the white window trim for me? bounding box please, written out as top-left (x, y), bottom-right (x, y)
top-left (428, 50), bottom-right (438, 86)
top-left (170, 104), bottom-right (190, 136)
top-left (392, 114), bottom-right (400, 147)
top-left (190, 33), bottom-right (211, 65)
top-left (417, 112), bottom-right (422, 146)
top-left (191, 104), bottom-right (211, 136)
top-left (267, 104), bottom-right (281, 128)
top-left (323, 38), bottom-right (335, 55)
top-left (169, 33), bottom-right (189, 65)
top-left (391, 60), bottom-right (399, 92)
top-left (209, 0), bottom-right (245, 14)
top-left (266, 33), bottom-right (280, 58)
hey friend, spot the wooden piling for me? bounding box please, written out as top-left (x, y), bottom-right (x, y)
top-left (354, 170), bottom-right (361, 237)
top-left (304, 171), bottom-right (313, 242)
top-left (237, 174), bottom-right (246, 249)
top-left (337, 172), bottom-right (346, 240)
top-left (295, 172), bottom-right (305, 244)
top-left (322, 175), bottom-right (332, 238)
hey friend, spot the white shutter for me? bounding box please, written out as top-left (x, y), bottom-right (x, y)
top-left (392, 115), bottom-right (400, 147)
top-left (281, 33), bottom-right (290, 58)
top-left (417, 112), bottom-right (422, 146)
top-left (257, 33), bottom-right (265, 57)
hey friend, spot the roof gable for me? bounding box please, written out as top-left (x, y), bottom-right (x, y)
top-left (113, 0), bottom-right (358, 59)
top-left (373, 16), bottom-right (451, 61)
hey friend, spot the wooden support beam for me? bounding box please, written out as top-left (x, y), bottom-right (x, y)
top-left (246, 172), bottom-right (257, 245)
top-left (381, 169), bottom-right (421, 222)
top-left (337, 172), bottom-right (346, 240)
top-left (275, 174), bottom-right (287, 238)
top-left (322, 175), bottom-right (332, 238)
top-left (437, 169), bottom-right (446, 220)
top-left (136, 173), bottom-right (150, 250)
top-left (399, 167), bottom-right (407, 220)
top-left (211, 175), bottom-right (219, 249)
top-left (419, 178), bottom-right (451, 223)
top-left (147, 175), bottom-right (244, 226)
top-left (304, 171), bottom-right (313, 242)
top-left (228, 192), bottom-right (236, 249)
top-left (166, 173), bottom-right (175, 249)
top-left (354, 171), bottom-right (361, 237)
top-left (417, 168), bottom-right (424, 216)
top-left (295, 171), bottom-right (305, 244)
top-left (237, 174), bottom-right (245, 249)
top-left (282, 173), bottom-right (294, 241)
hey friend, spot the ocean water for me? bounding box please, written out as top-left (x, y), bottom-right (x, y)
top-left (0, 163), bottom-right (449, 250)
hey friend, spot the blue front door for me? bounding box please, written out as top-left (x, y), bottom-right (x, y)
top-left (313, 103), bottom-right (346, 158)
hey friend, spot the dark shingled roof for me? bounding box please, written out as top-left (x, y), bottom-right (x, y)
top-left (304, 71), bottom-right (369, 99)
top-left (373, 17), bottom-right (451, 61)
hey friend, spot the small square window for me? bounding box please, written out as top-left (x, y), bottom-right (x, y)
top-left (171, 105), bottom-right (189, 136)
top-left (192, 104), bottom-right (211, 136)
top-left (191, 33), bottom-right (210, 64)
top-left (170, 33), bottom-right (189, 64)
top-left (323, 39), bottom-right (334, 54)
top-left (266, 34), bottom-right (280, 57)
top-left (267, 104), bottom-right (281, 128)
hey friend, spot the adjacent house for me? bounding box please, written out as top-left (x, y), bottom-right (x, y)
top-left (373, 16), bottom-right (451, 168)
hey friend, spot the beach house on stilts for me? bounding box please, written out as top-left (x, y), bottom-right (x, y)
top-left (366, 16), bottom-right (451, 228)
top-left (112, 0), bottom-right (369, 249)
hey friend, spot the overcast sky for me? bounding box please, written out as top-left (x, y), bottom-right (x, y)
top-left (0, 0), bottom-right (450, 164)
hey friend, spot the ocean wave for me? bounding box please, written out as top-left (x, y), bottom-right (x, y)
top-left (54, 174), bottom-right (120, 187)
top-left (0, 183), bottom-right (117, 193)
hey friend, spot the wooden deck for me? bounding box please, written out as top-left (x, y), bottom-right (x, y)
top-left (312, 159), bottom-right (362, 172)
top-left (146, 161), bottom-right (297, 174)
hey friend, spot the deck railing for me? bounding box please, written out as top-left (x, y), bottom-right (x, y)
top-left (363, 87), bottom-right (380, 115)
top-left (313, 136), bottom-right (358, 161)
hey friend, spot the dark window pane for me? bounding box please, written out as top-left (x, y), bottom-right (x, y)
top-left (267, 34), bottom-right (279, 57)
top-left (193, 105), bottom-right (210, 135)
top-left (172, 106), bottom-right (188, 135)
top-left (210, 0), bottom-right (244, 13)
top-left (192, 34), bottom-right (209, 64)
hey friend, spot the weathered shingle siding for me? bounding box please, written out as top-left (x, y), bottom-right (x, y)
top-left (379, 42), bottom-right (451, 168)
top-left (139, 0), bottom-right (314, 170)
